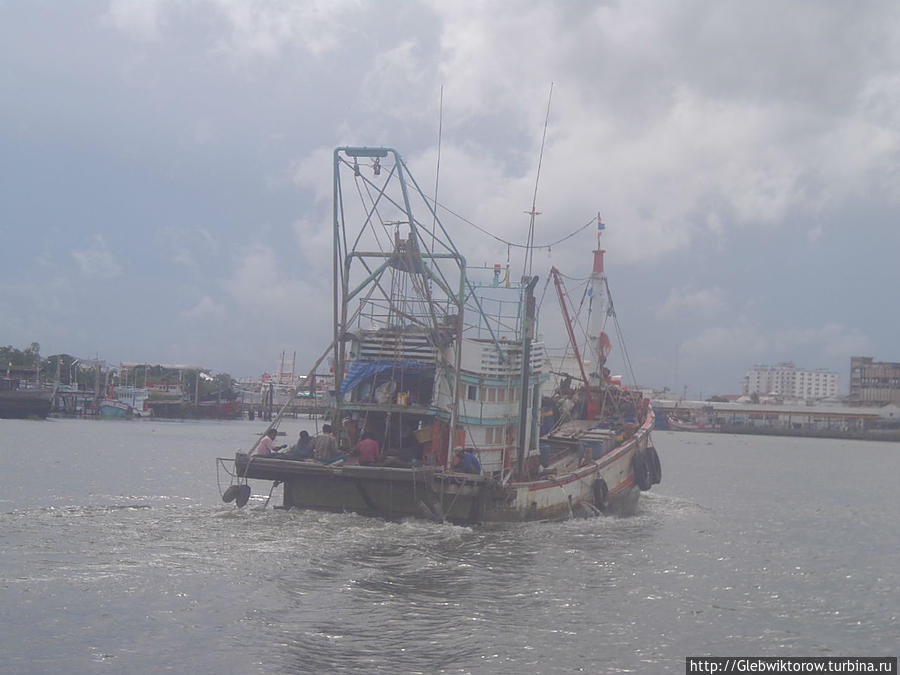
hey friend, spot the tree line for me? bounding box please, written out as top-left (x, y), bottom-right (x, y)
top-left (1, 342), bottom-right (235, 400)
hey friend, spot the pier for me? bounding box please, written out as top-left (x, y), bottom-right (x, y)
top-left (653, 398), bottom-right (900, 441)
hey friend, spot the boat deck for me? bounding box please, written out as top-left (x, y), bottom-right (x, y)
top-left (231, 453), bottom-right (490, 486)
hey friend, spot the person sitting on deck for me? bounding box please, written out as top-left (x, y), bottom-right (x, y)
top-left (283, 430), bottom-right (314, 460)
top-left (453, 449), bottom-right (482, 475)
top-left (356, 432), bottom-right (381, 466)
top-left (313, 424), bottom-right (343, 463)
top-left (255, 428), bottom-right (287, 457)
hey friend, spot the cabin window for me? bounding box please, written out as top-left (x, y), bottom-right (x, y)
top-left (506, 424), bottom-right (518, 444)
top-left (488, 388), bottom-right (497, 403)
top-left (498, 389), bottom-right (506, 403)
top-left (467, 385), bottom-right (478, 401)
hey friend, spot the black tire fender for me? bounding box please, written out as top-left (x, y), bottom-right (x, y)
top-left (632, 452), bottom-right (652, 490)
top-left (647, 445), bottom-right (662, 485)
top-left (593, 477), bottom-right (609, 509)
top-left (235, 484), bottom-right (252, 508)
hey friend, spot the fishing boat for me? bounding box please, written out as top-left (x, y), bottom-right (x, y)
top-left (98, 385), bottom-right (151, 418)
top-left (218, 146), bottom-right (656, 523)
top-left (98, 398), bottom-right (136, 418)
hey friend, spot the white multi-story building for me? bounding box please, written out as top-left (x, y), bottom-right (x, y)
top-left (742, 363), bottom-right (839, 400)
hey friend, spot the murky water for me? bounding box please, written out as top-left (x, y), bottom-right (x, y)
top-left (1, 419), bottom-right (897, 673)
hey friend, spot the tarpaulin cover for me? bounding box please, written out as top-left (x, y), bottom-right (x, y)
top-left (340, 360), bottom-right (433, 397)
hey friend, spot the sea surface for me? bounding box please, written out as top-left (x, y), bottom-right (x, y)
top-left (0, 418), bottom-right (897, 674)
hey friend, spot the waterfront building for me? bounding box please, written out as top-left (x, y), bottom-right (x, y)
top-left (742, 362), bottom-right (839, 401)
top-left (849, 356), bottom-right (900, 405)
top-left (652, 397), bottom-right (900, 436)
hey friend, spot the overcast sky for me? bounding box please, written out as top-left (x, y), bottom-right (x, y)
top-left (2, 0), bottom-right (898, 396)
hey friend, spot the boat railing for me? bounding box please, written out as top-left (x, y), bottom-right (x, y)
top-left (356, 297), bottom-right (457, 329)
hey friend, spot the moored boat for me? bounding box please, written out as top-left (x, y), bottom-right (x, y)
top-left (218, 146), bottom-right (657, 524)
top-left (98, 398), bottom-right (135, 418)
top-left (0, 378), bottom-right (52, 419)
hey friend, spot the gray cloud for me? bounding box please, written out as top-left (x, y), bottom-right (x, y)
top-left (71, 235), bottom-right (124, 279)
top-left (1, 0), bottom-right (897, 392)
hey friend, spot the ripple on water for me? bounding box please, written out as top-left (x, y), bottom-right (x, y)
top-left (2, 423), bottom-right (899, 673)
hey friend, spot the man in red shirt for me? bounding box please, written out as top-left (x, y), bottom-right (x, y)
top-left (356, 432), bottom-right (381, 465)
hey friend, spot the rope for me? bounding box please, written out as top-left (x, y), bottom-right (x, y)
top-left (430, 201), bottom-right (598, 252)
top-left (607, 278), bottom-right (639, 388)
top-left (215, 457), bottom-right (234, 496)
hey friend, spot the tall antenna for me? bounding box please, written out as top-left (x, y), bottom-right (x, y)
top-left (524, 82), bottom-right (554, 277)
top-left (431, 84), bottom-right (444, 251)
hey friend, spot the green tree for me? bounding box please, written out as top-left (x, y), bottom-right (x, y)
top-left (24, 342), bottom-right (40, 365)
top-left (0, 344), bottom-right (27, 366)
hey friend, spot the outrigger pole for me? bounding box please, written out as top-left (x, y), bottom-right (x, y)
top-left (550, 266), bottom-right (593, 401)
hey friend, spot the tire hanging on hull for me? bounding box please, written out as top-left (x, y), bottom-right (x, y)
top-left (632, 452), bottom-right (653, 491)
top-left (592, 477), bottom-right (609, 510)
top-left (646, 445), bottom-right (662, 485)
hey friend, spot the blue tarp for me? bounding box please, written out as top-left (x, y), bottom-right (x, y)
top-left (340, 360), bottom-right (433, 397)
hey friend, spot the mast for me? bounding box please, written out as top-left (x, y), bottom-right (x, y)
top-left (332, 148), bottom-right (343, 426)
top-left (516, 275), bottom-right (539, 479)
top-left (585, 214), bottom-right (610, 381)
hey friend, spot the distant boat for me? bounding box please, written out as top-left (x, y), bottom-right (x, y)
top-left (0, 378), bottom-right (52, 419)
top-left (98, 398), bottom-right (137, 418)
top-left (666, 405), bottom-right (720, 432)
top-left (98, 385), bottom-right (150, 418)
top-left (667, 416), bottom-right (719, 432)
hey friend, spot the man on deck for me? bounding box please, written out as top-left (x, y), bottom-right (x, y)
top-left (356, 432), bottom-right (381, 465)
top-left (313, 424), bottom-right (340, 462)
top-left (453, 449), bottom-right (482, 475)
top-left (255, 428), bottom-right (287, 457)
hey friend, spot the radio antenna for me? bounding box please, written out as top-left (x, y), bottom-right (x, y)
top-left (524, 82), bottom-right (553, 277)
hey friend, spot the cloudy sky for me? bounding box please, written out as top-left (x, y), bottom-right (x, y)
top-left (2, 0), bottom-right (898, 396)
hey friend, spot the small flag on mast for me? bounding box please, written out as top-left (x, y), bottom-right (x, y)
top-left (597, 212), bottom-right (605, 230)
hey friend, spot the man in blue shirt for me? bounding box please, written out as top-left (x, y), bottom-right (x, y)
top-left (283, 430), bottom-right (314, 460)
top-left (453, 449), bottom-right (482, 474)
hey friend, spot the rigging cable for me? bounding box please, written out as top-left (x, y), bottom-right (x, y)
top-left (429, 198), bottom-right (597, 252)
top-left (605, 278), bottom-right (639, 388)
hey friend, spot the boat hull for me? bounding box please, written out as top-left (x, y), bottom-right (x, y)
top-left (0, 390), bottom-right (52, 419)
top-left (230, 409), bottom-right (654, 525)
top-left (99, 399), bottom-right (135, 418)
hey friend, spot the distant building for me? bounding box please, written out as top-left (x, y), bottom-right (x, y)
top-left (742, 362), bottom-right (839, 401)
top-left (849, 356), bottom-right (900, 405)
